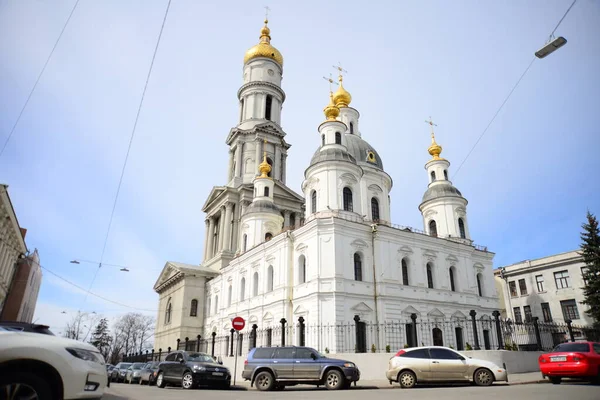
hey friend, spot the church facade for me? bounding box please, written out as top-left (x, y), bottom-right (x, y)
top-left (153, 19), bottom-right (499, 354)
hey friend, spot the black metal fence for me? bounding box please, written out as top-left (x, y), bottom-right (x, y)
top-left (123, 312), bottom-right (600, 362)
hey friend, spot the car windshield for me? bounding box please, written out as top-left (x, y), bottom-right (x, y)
top-left (552, 343), bottom-right (589, 353)
top-left (120, 363), bottom-right (132, 369)
top-left (187, 353), bottom-right (214, 362)
top-left (132, 363), bottom-right (145, 369)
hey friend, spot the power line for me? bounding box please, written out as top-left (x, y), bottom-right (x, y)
top-left (0, 0), bottom-right (81, 160)
top-left (550, 0), bottom-right (577, 39)
top-left (83, 0), bottom-right (173, 304)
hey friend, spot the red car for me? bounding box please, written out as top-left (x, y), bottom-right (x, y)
top-left (538, 341), bottom-right (600, 384)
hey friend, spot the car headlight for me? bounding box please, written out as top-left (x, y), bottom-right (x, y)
top-left (343, 363), bottom-right (356, 368)
top-left (66, 348), bottom-right (104, 364)
top-left (192, 365), bottom-right (206, 371)
top-left (133, 371), bottom-right (141, 376)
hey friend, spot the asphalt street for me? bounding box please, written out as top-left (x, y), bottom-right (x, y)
top-left (104, 382), bottom-right (599, 400)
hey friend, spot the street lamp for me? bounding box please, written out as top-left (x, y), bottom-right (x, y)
top-left (535, 36), bottom-right (568, 59)
top-left (70, 258), bottom-right (130, 272)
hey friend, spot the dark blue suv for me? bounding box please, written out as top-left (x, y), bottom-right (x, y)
top-left (242, 346), bottom-right (360, 391)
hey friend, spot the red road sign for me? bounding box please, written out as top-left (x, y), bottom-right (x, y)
top-left (232, 316), bottom-right (245, 331)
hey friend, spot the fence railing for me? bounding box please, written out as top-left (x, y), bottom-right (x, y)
top-left (122, 312), bottom-right (600, 362)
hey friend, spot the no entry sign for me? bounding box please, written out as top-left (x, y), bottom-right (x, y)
top-left (232, 316), bottom-right (245, 331)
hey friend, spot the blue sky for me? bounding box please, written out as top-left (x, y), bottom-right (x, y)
top-left (1, 0), bottom-right (599, 334)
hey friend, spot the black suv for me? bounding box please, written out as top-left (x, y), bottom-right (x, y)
top-left (156, 350), bottom-right (231, 390)
top-left (242, 346), bottom-right (360, 391)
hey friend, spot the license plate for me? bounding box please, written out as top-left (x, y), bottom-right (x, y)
top-left (212, 372), bottom-right (224, 376)
top-left (551, 356), bottom-right (566, 362)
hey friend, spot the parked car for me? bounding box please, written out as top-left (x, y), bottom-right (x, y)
top-left (386, 346), bottom-right (507, 388)
top-left (539, 341), bottom-right (600, 384)
top-left (0, 321), bottom-right (54, 335)
top-left (0, 329), bottom-right (107, 399)
top-left (140, 361), bottom-right (161, 385)
top-left (110, 362), bottom-right (132, 382)
top-left (156, 351), bottom-right (231, 390)
top-left (242, 346), bottom-right (360, 391)
top-left (125, 362), bottom-right (147, 384)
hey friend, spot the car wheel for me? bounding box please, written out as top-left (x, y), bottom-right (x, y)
top-left (398, 370), bottom-right (417, 389)
top-left (182, 372), bottom-right (194, 390)
top-left (474, 368), bottom-right (494, 387)
top-left (139, 378), bottom-right (144, 385)
top-left (219, 381), bottom-right (231, 390)
top-left (255, 371), bottom-right (275, 391)
top-left (156, 372), bottom-right (166, 388)
top-left (324, 369), bottom-right (344, 390)
top-left (550, 377), bottom-right (562, 385)
top-left (0, 371), bottom-right (53, 400)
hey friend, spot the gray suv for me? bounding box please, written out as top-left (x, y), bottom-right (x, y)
top-left (242, 346), bottom-right (360, 391)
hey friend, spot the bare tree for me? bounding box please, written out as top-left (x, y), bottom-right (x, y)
top-left (112, 313), bottom-right (155, 358)
top-left (64, 311), bottom-right (99, 341)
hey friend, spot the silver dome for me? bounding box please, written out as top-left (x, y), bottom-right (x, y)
top-left (421, 184), bottom-right (464, 203)
top-left (309, 147), bottom-right (357, 167)
top-left (345, 133), bottom-right (384, 170)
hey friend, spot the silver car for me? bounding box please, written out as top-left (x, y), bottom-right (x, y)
top-left (385, 346), bottom-right (507, 388)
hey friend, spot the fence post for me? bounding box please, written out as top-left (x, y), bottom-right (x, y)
top-left (532, 317), bottom-right (542, 351)
top-left (167, 347), bottom-right (171, 354)
top-left (185, 337), bottom-right (189, 350)
top-left (469, 310), bottom-right (481, 350)
top-left (151, 349), bottom-right (155, 361)
top-left (251, 324), bottom-right (258, 349)
top-left (411, 313), bottom-right (418, 347)
top-left (492, 311), bottom-right (504, 350)
top-left (229, 329), bottom-right (235, 356)
top-left (211, 332), bottom-right (216, 357)
top-left (196, 335), bottom-right (201, 352)
top-left (353, 315), bottom-right (360, 353)
top-left (566, 319), bottom-right (575, 342)
top-left (280, 318), bottom-right (287, 346)
top-left (176, 338), bottom-right (180, 350)
top-left (298, 316), bottom-right (305, 346)
top-left (158, 348), bottom-right (162, 361)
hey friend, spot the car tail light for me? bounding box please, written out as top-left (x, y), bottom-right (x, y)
top-left (572, 354), bottom-right (587, 362)
top-left (394, 350), bottom-right (406, 357)
top-left (539, 356), bottom-right (546, 363)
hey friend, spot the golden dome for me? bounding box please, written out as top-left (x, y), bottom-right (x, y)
top-left (428, 133), bottom-right (445, 160)
top-left (323, 92), bottom-right (340, 121)
top-left (243, 19), bottom-right (284, 66)
top-left (332, 75), bottom-right (352, 107)
top-left (258, 139), bottom-right (272, 178)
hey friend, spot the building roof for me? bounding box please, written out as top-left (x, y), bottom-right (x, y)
top-left (421, 184), bottom-right (464, 203)
top-left (345, 133), bottom-right (384, 170)
top-left (309, 147), bottom-right (356, 167)
top-left (493, 249), bottom-right (582, 275)
top-left (244, 199), bottom-right (281, 215)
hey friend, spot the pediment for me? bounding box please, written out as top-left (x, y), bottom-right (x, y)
top-left (422, 249), bottom-right (438, 261)
top-left (295, 242), bottom-right (308, 253)
top-left (368, 184), bottom-right (383, 192)
top-left (351, 302), bottom-right (373, 312)
top-left (452, 311), bottom-right (467, 320)
top-left (402, 305), bottom-right (420, 316)
top-left (428, 308), bottom-right (445, 318)
top-left (201, 186), bottom-right (226, 211)
top-left (398, 245), bottom-right (413, 255)
top-left (294, 305), bottom-right (308, 315)
top-left (153, 263), bottom-right (181, 292)
top-left (263, 311), bottom-right (274, 321)
top-left (248, 315), bottom-right (259, 323)
top-left (225, 122), bottom-right (289, 146)
top-left (351, 239), bottom-right (369, 250)
top-left (446, 254), bottom-right (459, 263)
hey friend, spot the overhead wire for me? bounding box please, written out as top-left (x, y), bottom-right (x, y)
top-left (0, 0), bottom-right (81, 160)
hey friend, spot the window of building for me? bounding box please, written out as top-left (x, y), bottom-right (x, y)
top-left (458, 218), bottom-right (466, 239)
top-left (560, 299), bottom-right (580, 320)
top-left (253, 272), bottom-right (259, 297)
top-left (265, 232), bottom-right (273, 241)
top-left (455, 327), bottom-right (464, 350)
top-left (581, 267), bottom-right (589, 286)
top-left (240, 98), bottom-right (244, 122)
top-left (429, 220), bottom-right (437, 237)
top-left (509, 281), bottom-right (518, 297)
top-left (311, 190), bottom-right (317, 214)
top-left (518, 279), bottom-right (528, 295)
top-left (444, 169), bottom-right (448, 180)
top-left (321, 134), bottom-right (325, 146)
top-left (266, 328), bottom-right (272, 346)
top-left (264, 186), bottom-right (269, 197)
top-left (427, 263), bottom-right (434, 289)
top-left (513, 307), bottom-right (522, 324)
top-left (523, 305), bottom-right (532, 322)
top-left (371, 197), bottom-right (380, 221)
top-left (477, 273), bottom-right (483, 296)
top-left (290, 213), bottom-right (295, 227)
top-left (536, 275), bottom-right (545, 292)
top-left (243, 234), bottom-right (247, 252)
top-left (431, 171), bottom-right (436, 182)
top-left (227, 285), bottom-right (232, 307)
top-left (432, 328), bottom-right (444, 346)
top-left (240, 278), bottom-right (246, 301)
top-left (449, 267), bottom-right (456, 292)
top-left (265, 95), bottom-right (272, 120)
top-left (554, 270), bottom-right (571, 289)
top-left (190, 299), bottom-right (198, 317)
top-left (541, 302), bottom-right (552, 322)
top-left (267, 265), bottom-right (274, 292)
top-left (354, 253), bottom-right (362, 281)
top-left (350, 122), bottom-right (354, 134)
top-left (335, 132), bottom-right (341, 144)
top-left (165, 298), bottom-right (172, 324)
top-left (299, 255), bottom-right (306, 284)
top-left (343, 187), bottom-right (353, 212)
top-left (401, 258), bottom-right (409, 285)
top-left (266, 157), bottom-right (273, 178)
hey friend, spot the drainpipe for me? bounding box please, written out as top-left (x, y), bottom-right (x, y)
top-left (371, 223), bottom-right (380, 350)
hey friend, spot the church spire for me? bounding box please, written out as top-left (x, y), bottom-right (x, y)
top-left (426, 117), bottom-right (444, 160)
top-left (332, 64), bottom-right (352, 108)
top-left (257, 139), bottom-right (272, 179)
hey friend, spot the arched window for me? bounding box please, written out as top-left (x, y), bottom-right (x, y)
top-left (243, 234), bottom-right (247, 252)
top-left (350, 122), bottom-right (354, 134)
top-left (253, 272), bottom-right (259, 296)
top-left (477, 273), bottom-right (483, 296)
top-left (401, 258), bottom-right (409, 285)
top-left (228, 285), bottom-right (232, 307)
top-left (311, 190), bottom-right (317, 213)
top-left (429, 220), bottom-right (438, 237)
top-left (266, 157), bottom-right (273, 178)
top-left (299, 255), bottom-right (306, 284)
top-left (458, 218), bottom-right (466, 239)
top-left (267, 265), bottom-right (274, 292)
top-left (265, 95), bottom-right (272, 120)
top-left (343, 187), bottom-right (353, 212)
top-left (335, 132), bottom-right (342, 144)
top-left (430, 171), bottom-right (436, 182)
top-left (427, 263), bottom-right (434, 289)
top-left (354, 253), bottom-right (363, 281)
top-left (449, 267), bottom-right (456, 292)
top-left (240, 278), bottom-right (246, 301)
top-left (165, 298), bottom-right (172, 324)
top-left (371, 197), bottom-right (380, 221)
top-left (264, 186), bottom-right (269, 197)
top-left (239, 98), bottom-right (245, 122)
top-left (444, 170), bottom-right (448, 180)
top-left (190, 299), bottom-right (198, 317)
top-left (321, 134), bottom-right (325, 146)
top-left (214, 295), bottom-right (219, 314)
top-left (265, 232), bottom-right (273, 241)
top-left (432, 328), bottom-right (443, 346)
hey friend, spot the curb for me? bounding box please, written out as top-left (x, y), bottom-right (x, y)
top-left (507, 379), bottom-right (548, 386)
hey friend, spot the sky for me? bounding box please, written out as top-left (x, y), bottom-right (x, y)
top-left (1, 0), bottom-right (599, 336)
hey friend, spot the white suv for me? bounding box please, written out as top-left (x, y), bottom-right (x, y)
top-left (0, 329), bottom-right (107, 399)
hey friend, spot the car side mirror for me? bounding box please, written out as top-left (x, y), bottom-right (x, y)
top-left (311, 353), bottom-right (317, 360)
top-left (179, 359), bottom-right (185, 364)
top-left (459, 356), bottom-right (466, 361)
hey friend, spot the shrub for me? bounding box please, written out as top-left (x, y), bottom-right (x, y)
top-left (371, 344), bottom-right (376, 353)
top-left (404, 343), bottom-right (409, 348)
top-left (325, 347), bottom-right (330, 354)
top-left (385, 345), bottom-right (391, 353)
top-left (465, 342), bottom-right (473, 351)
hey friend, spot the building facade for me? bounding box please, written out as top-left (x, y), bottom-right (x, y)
top-left (1, 249), bottom-right (42, 323)
top-left (153, 19), bottom-right (499, 354)
top-left (494, 250), bottom-right (593, 326)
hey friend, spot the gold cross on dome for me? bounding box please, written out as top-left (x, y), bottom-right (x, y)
top-left (333, 62), bottom-right (348, 81)
top-left (322, 73), bottom-right (338, 92)
top-left (264, 5), bottom-right (271, 20)
top-left (425, 116), bottom-right (438, 137)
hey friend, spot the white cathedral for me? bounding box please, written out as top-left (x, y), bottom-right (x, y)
top-left (153, 19), bottom-right (500, 354)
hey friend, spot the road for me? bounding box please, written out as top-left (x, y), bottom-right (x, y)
top-left (104, 382), bottom-right (599, 400)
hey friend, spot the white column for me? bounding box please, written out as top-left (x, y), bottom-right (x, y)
top-left (283, 210), bottom-right (290, 228)
top-left (235, 142), bottom-right (243, 177)
top-left (274, 145), bottom-right (281, 181)
top-left (223, 203), bottom-right (233, 251)
top-left (254, 139), bottom-right (262, 176)
top-left (232, 204), bottom-right (240, 252)
top-left (281, 153), bottom-right (287, 183)
top-left (227, 149), bottom-right (234, 181)
top-left (217, 206), bottom-right (226, 251)
top-left (206, 217), bottom-right (216, 260)
top-left (203, 219), bottom-right (210, 262)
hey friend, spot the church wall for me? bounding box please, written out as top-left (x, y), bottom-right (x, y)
top-left (421, 197), bottom-right (469, 240)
